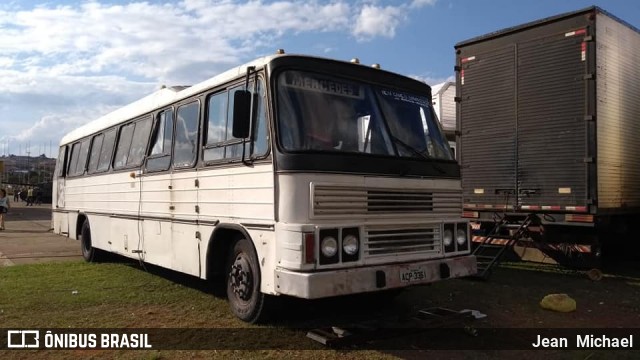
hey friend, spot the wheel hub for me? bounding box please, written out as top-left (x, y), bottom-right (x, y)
top-left (229, 255), bottom-right (253, 301)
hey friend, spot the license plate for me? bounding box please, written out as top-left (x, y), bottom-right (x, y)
top-left (399, 268), bottom-right (427, 283)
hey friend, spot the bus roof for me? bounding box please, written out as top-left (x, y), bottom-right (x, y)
top-left (59, 54), bottom-right (280, 146)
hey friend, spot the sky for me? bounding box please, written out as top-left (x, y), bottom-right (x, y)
top-left (0, 0), bottom-right (638, 158)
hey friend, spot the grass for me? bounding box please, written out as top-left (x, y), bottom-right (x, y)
top-left (3, 259), bottom-right (638, 359)
top-left (0, 260), bottom-right (231, 328)
top-left (0, 260), bottom-right (397, 360)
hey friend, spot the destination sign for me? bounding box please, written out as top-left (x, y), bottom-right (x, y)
top-left (283, 72), bottom-right (363, 99)
top-left (380, 89), bottom-right (430, 107)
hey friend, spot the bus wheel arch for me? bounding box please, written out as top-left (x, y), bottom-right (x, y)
top-left (76, 213), bottom-right (88, 240)
top-left (205, 224), bottom-right (270, 323)
top-left (206, 225), bottom-right (253, 279)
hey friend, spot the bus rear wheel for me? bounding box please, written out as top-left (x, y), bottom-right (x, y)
top-left (80, 220), bottom-right (101, 262)
top-left (226, 238), bottom-right (269, 323)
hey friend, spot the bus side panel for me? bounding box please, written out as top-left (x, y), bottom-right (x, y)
top-left (246, 228), bottom-right (277, 294)
top-left (86, 214), bottom-right (112, 252)
top-left (197, 165), bottom-right (275, 223)
top-left (52, 211), bottom-right (69, 237)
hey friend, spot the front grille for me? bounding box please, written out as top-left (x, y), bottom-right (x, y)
top-left (312, 184), bottom-right (460, 218)
top-left (365, 225), bottom-right (441, 256)
top-left (368, 190), bottom-right (433, 212)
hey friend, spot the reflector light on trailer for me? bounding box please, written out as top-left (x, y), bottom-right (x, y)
top-left (565, 28), bottom-right (587, 37)
top-left (462, 211), bottom-right (479, 218)
top-left (471, 236), bottom-right (510, 245)
top-left (461, 56), bottom-right (476, 63)
top-left (565, 206), bottom-right (588, 212)
top-left (520, 205), bottom-right (540, 210)
top-left (565, 214), bottom-right (594, 223)
top-left (541, 206), bottom-right (562, 211)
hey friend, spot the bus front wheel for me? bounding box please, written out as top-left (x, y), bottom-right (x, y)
top-left (226, 238), bottom-right (269, 323)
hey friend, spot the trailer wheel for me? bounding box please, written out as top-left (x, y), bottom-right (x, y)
top-left (226, 238), bottom-right (269, 323)
top-left (587, 268), bottom-right (603, 281)
top-left (80, 220), bottom-right (101, 262)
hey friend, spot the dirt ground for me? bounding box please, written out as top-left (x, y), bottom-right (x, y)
top-left (263, 261), bottom-right (640, 358)
top-left (264, 260), bottom-right (640, 329)
top-left (402, 263), bottom-right (640, 328)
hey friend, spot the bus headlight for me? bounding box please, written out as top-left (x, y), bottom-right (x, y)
top-left (443, 223), bottom-right (456, 253)
top-left (342, 234), bottom-right (358, 255)
top-left (456, 228), bottom-right (466, 246)
top-left (443, 229), bottom-right (454, 247)
top-left (456, 223), bottom-right (469, 251)
top-left (320, 236), bottom-right (338, 257)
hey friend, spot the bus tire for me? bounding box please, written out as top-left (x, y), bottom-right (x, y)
top-left (80, 220), bottom-right (100, 263)
top-left (226, 238), bottom-right (269, 323)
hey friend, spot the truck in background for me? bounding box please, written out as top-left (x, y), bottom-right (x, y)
top-left (455, 6), bottom-right (640, 270)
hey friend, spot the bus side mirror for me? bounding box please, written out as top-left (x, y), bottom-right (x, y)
top-left (232, 90), bottom-right (251, 139)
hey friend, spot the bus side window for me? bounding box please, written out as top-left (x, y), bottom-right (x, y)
top-left (126, 116), bottom-right (152, 167)
top-left (245, 80), bottom-right (268, 157)
top-left (146, 109), bottom-right (174, 172)
top-left (203, 79), bottom-right (268, 163)
top-left (75, 139), bottom-right (91, 176)
top-left (97, 129), bottom-right (116, 172)
top-left (87, 133), bottom-right (104, 174)
top-left (56, 146), bottom-right (68, 178)
top-left (67, 142), bottom-right (80, 176)
top-left (203, 92), bottom-right (227, 161)
top-left (114, 123), bottom-right (135, 169)
top-left (173, 101), bottom-right (200, 168)
top-left (66, 139), bottom-right (90, 177)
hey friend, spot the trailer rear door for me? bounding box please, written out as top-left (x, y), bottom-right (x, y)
top-left (459, 29), bottom-right (590, 211)
top-left (459, 45), bottom-right (518, 210)
top-left (516, 31), bottom-right (587, 209)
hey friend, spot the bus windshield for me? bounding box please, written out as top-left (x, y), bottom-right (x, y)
top-left (276, 70), bottom-right (453, 161)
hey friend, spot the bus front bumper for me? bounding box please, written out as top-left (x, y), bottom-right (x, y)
top-left (274, 255), bottom-right (477, 299)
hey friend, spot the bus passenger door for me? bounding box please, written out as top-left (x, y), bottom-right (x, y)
top-left (143, 109), bottom-right (174, 267)
top-left (54, 146), bottom-right (67, 209)
top-left (170, 101), bottom-right (201, 277)
top-left (53, 146), bottom-right (69, 235)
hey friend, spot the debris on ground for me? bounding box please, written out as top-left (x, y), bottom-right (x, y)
top-left (539, 293), bottom-right (576, 313)
top-left (460, 309), bottom-right (487, 319)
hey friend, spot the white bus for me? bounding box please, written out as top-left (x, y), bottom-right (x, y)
top-left (52, 52), bottom-right (476, 323)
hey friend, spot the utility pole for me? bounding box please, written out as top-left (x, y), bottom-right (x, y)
top-left (27, 146), bottom-right (30, 185)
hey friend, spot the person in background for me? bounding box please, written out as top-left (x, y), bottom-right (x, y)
top-left (35, 187), bottom-right (43, 205)
top-left (0, 189), bottom-right (10, 230)
top-left (13, 190), bottom-right (19, 202)
top-left (26, 187), bottom-right (34, 206)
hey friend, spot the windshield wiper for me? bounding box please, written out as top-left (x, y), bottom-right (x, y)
top-left (388, 134), bottom-right (446, 174)
top-left (388, 133), bottom-right (430, 160)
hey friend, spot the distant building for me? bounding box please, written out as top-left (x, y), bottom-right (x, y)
top-left (431, 81), bottom-right (457, 158)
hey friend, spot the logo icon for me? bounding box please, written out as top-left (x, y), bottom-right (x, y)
top-left (7, 330), bottom-right (40, 348)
